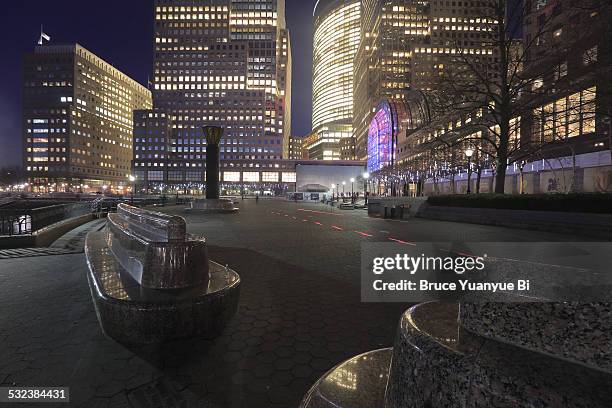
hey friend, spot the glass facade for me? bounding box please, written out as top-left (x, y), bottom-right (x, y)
top-left (533, 87), bottom-right (597, 143)
top-left (367, 100), bottom-right (399, 173)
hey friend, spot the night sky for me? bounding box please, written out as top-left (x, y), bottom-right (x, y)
top-left (0, 0), bottom-right (316, 167)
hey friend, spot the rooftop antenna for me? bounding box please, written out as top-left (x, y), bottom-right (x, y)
top-left (38, 25), bottom-right (51, 45)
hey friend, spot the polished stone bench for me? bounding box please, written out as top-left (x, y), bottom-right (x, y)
top-left (301, 302), bottom-right (612, 408)
top-left (185, 198), bottom-right (238, 214)
top-left (85, 203), bottom-right (240, 344)
top-left (302, 247), bottom-right (612, 407)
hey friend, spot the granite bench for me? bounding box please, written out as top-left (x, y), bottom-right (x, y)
top-left (301, 253), bottom-right (612, 407)
top-left (85, 203), bottom-right (240, 344)
top-left (185, 198), bottom-right (239, 214)
top-left (301, 301), bottom-right (612, 408)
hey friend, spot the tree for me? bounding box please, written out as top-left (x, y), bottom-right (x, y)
top-left (424, 0), bottom-right (610, 194)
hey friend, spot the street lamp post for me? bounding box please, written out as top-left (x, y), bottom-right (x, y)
top-left (363, 172), bottom-right (370, 205)
top-left (350, 178), bottom-right (355, 203)
top-left (342, 181), bottom-right (346, 201)
top-left (129, 175), bottom-right (136, 204)
top-left (331, 184), bottom-right (336, 202)
top-left (464, 148), bottom-right (474, 195)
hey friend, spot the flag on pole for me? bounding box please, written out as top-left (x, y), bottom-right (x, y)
top-left (38, 25), bottom-right (51, 45)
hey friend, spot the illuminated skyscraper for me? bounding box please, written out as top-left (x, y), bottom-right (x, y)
top-left (353, 1), bottom-right (430, 160)
top-left (138, 0), bottom-right (293, 189)
top-left (353, 1), bottom-right (497, 161)
top-left (311, 0), bottom-right (361, 161)
top-left (23, 44), bottom-right (152, 192)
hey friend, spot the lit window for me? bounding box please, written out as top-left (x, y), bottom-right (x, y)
top-left (243, 172), bottom-right (260, 182)
top-left (282, 172), bottom-right (296, 183)
top-left (224, 171), bottom-right (240, 182)
top-left (262, 172), bottom-right (279, 182)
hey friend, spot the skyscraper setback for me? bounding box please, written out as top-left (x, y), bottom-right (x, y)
top-left (140, 0), bottom-right (292, 188)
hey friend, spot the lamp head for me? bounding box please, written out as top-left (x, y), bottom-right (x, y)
top-left (465, 148), bottom-right (474, 158)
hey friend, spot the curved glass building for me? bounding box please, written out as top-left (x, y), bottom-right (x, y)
top-left (367, 94), bottom-right (430, 173)
top-left (309, 0), bottom-right (360, 160)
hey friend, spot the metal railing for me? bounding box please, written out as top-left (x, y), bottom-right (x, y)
top-left (0, 202), bottom-right (93, 236)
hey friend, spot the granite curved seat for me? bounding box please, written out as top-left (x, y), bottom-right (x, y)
top-left (301, 302), bottom-right (612, 408)
top-left (85, 203), bottom-right (240, 344)
top-left (300, 348), bottom-right (392, 408)
top-left (185, 198), bottom-right (239, 214)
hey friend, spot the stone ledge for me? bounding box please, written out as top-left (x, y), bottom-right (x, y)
top-left (417, 205), bottom-right (612, 238)
top-left (0, 213), bottom-right (96, 249)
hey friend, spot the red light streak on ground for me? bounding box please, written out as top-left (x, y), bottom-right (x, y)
top-left (388, 238), bottom-right (416, 246)
top-left (353, 231), bottom-right (373, 237)
top-left (297, 209), bottom-right (343, 216)
top-left (331, 225), bottom-right (343, 231)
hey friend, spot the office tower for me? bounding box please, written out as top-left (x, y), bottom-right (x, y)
top-left (354, 1), bottom-right (499, 161)
top-left (353, 0), bottom-right (430, 160)
top-left (150, 0), bottom-right (292, 187)
top-left (311, 0), bottom-right (361, 161)
top-left (22, 44), bottom-right (152, 192)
